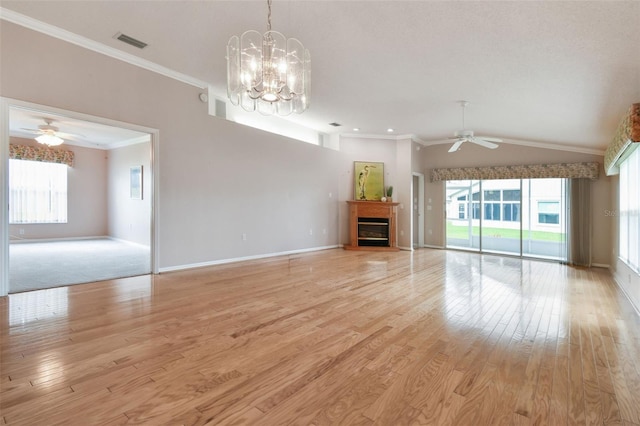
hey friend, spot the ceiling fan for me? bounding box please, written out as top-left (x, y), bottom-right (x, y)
top-left (447, 101), bottom-right (502, 153)
top-left (21, 118), bottom-right (83, 146)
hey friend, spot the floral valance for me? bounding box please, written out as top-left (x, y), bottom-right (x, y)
top-left (9, 144), bottom-right (74, 167)
top-left (604, 103), bottom-right (640, 176)
top-left (431, 162), bottom-right (600, 182)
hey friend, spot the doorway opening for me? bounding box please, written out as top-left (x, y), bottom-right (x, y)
top-left (412, 173), bottom-right (425, 249)
top-left (1, 98), bottom-right (159, 295)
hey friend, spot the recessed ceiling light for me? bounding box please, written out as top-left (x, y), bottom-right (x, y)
top-left (387, 128), bottom-right (394, 133)
top-left (353, 127), bottom-right (360, 132)
top-left (329, 122), bottom-right (342, 127)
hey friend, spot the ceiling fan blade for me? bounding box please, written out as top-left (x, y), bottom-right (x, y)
top-left (20, 128), bottom-right (42, 134)
top-left (474, 136), bottom-right (503, 143)
top-left (470, 138), bottom-right (499, 149)
top-left (448, 140), bottom-right (464, 153)
top-left (57, 131), bottom-right (86, 139)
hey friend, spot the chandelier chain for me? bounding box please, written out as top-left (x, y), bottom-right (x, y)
top-left (267, 0), bottom-right (272, 31)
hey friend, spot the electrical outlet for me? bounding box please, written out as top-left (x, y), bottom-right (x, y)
top-left (242, 233), bottom-right (247, 241)
top-left (19, 228), bottom-right (25, 235)
top-left (323, 229), bottom-right (327, 235)
top-left (309, 229), bottom-right (313, 236)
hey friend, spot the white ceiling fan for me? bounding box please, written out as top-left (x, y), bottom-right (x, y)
top-left (447, 101), bottom-right (502, 153)
top-left (21, 118), bottom-right (84, 146)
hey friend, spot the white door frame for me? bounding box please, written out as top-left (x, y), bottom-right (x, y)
top-left (412, 172), bottom-right (425, 248)
top-left (0, 97), bottom-right (160, 297)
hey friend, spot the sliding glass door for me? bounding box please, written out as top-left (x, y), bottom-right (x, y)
top-left (446, 178), bottom-right (567, 261)
top-left (446, 180), bottom-right (480, 251)
top-left (481, 179), bottom-right (521, 256)
top-left (522, 178), bottom-right (567, 260)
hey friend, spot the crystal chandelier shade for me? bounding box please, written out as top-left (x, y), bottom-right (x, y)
top-left (226, 1), bottom-right (310, 116)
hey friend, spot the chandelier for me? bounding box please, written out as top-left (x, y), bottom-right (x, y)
top-left (226, 0), bottom-right (310, 116)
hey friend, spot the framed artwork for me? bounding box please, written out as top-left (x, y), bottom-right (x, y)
top-left (130, 165), bottom-right (143, 200)
top-left (354, 161), bottom-right (384, 200)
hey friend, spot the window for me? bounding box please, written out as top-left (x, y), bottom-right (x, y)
top-left (503, 203), bottom-right (520, 222)
top-left (472, 203), bottom-right (480, 220)
top-left (457, 195), bottom-right (467, 219)
top-left (471, 191), bottom-right (480, 219)
top-left (484, 203), bottom-right (501, 220)
top-left (503, 189), bottom-right (520, 201)
top-left (9, 159), bottom-right (68, 224)
top-left (458, 204), bottom-right (466, 219)
top-left (619, 147), bottom-right (640, 271)
top-left (480, 189), bottom-right (521, 222)
top-left (502, 189), bottom-right (520, 222)
top-left (484, 190), bottom-right (500, 201)
top-left (538, 201), bottom-right (559, 224)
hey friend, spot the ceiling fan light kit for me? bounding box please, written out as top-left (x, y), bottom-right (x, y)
top-left (447, 101), bottom-right (502, 153)
top-left (23, 118), bottom-right (66, 146)
top-left (226, 0), bottom-right (310, 116)
top-left (35, 133), bottom-right (64, 146)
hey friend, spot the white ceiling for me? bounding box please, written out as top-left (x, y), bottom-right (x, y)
top-left (2, 1), bottom-right (639, 153)
top-left (10, 106), bottom-right (150, 150)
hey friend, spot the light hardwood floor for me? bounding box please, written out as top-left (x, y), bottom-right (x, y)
top-left (1, 249), bottom-right (639, 425)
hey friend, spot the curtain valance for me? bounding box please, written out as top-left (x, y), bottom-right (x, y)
top-left (9, 144), bottom-right (74, 167)
top-left (431, 162), bottom-right (599, 182)
top-left (604, 103), bottom-right (640, 176)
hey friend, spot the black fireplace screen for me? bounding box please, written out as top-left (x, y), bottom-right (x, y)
top-left (358, 217), bottom-right (390, 247)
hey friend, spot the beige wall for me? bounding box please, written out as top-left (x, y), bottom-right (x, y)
top-left (338, 136), bottom-right (399, 246)
top-left (337, 136), bottom-right (416, 249)
top-left (417, 142), bottom-right (613, 266)
top-left (107, 142), bottom-right (151, 246)
top-left (8, 137), bottom-right (107, 240)
top-left (1, 22), bottom-right (341, 270)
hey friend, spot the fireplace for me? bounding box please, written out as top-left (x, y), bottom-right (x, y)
top-left (358, 218), bottom-right (390, 246)
top-left (345, 201), bottom-right (399, 251)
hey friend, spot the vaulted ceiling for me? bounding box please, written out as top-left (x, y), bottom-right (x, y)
top-left (2, 1), bottom-right (639, 153)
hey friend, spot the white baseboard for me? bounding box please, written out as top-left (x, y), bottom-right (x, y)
top-left (159, 245), bottom-right (340, 273)
top-left (398, 246), bottom-right (413, 251)
top-left (592, 263), bottom-right (610, 269)
top-left (422, 244), bottom-right (445, 249)
top-left (9, 235), bottom-right (109, 244)
top-left (612, 274), bottom-right (640, 318)
top-left (107, 236), bottom-right (150, 249)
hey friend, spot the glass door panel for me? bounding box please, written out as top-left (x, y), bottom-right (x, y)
top-left (446, 180), bottom-right (480, 251)
top-left (480, 179), bottom-right (521, 255)
top-left (522, 178), bottom-right (567, 260)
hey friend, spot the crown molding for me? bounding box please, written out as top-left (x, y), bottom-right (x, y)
top-left (0, 7), bottom-right (208, 89)
top-left (418, 136), bottom-right (605, 156)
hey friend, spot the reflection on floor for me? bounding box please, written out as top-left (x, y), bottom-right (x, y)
top-left (9, 238), bottom-right (150, 293)
top-left (1, 249), bottom-right (638, 424)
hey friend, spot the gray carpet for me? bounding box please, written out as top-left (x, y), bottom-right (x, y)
top-left (9, 238), bottom-right (151, 293)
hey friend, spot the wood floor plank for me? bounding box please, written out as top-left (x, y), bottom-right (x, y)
top-left (1, 249), bottom-right (639, 424)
